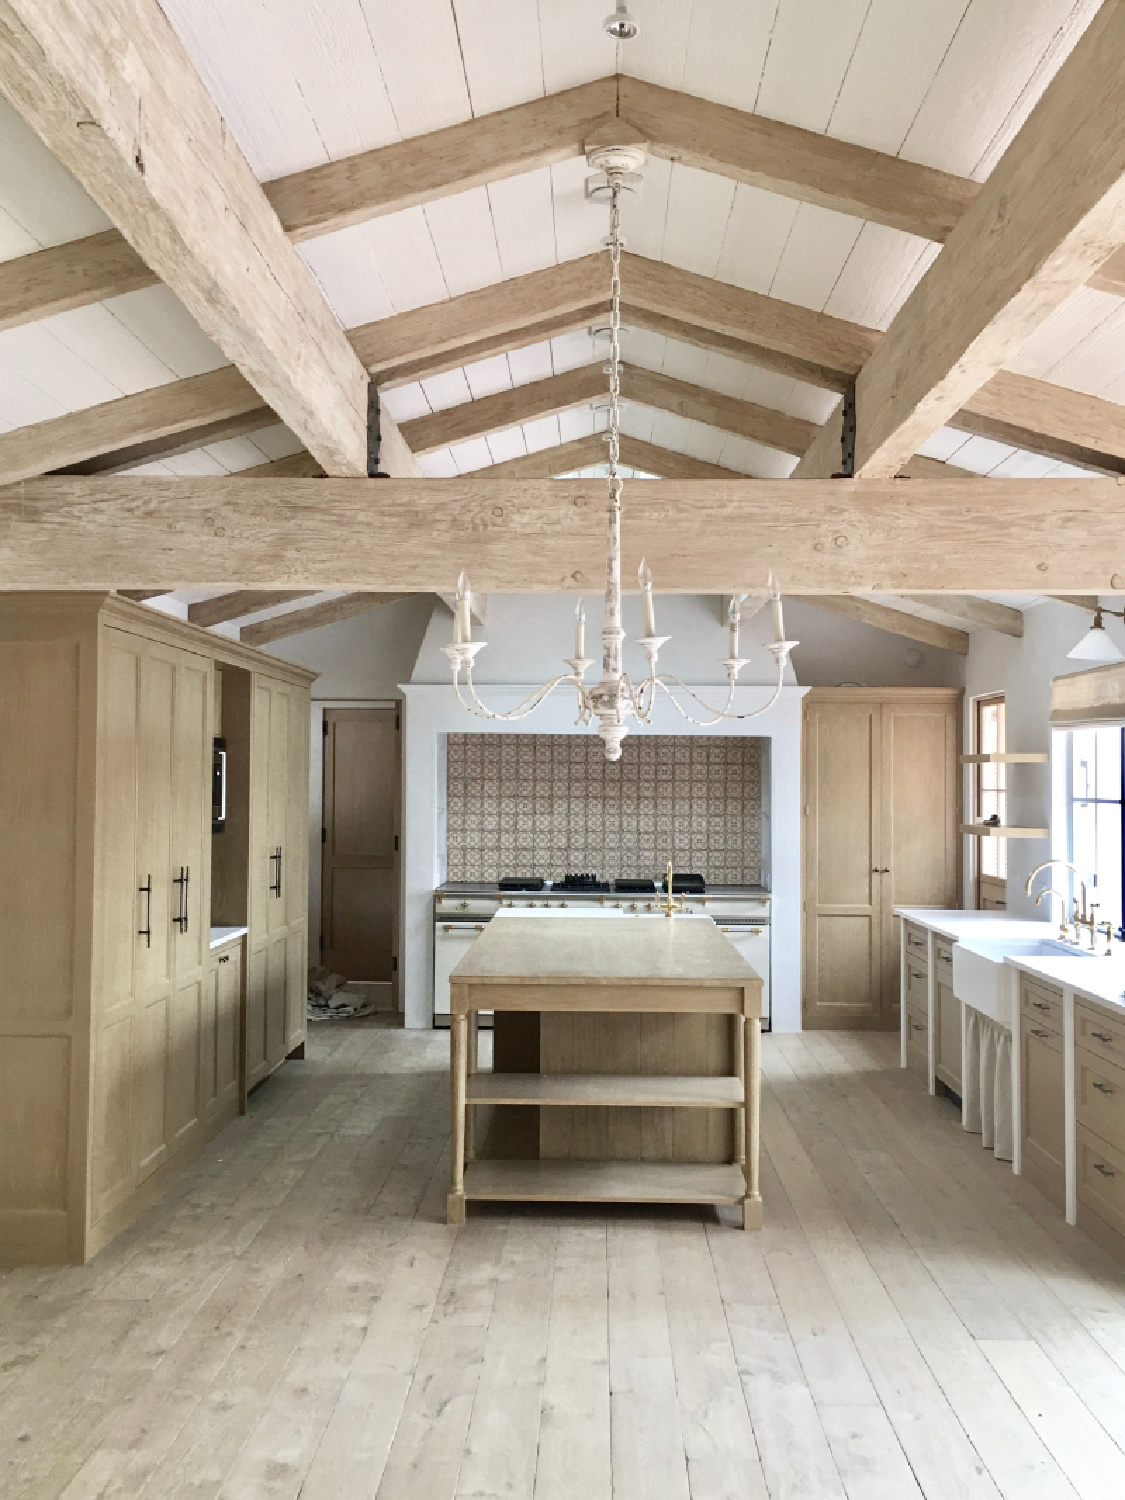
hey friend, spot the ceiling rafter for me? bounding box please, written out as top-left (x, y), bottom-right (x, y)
top-left (898, 594), bottom-right (1024, 637)
top-left (804, 597), bottom-right (969, 654)
top-left (187, 590), bottom-right (317, 627)
top-left (6, 475), bottom-right (1124, 595)
top-left (0, 0), bottom-right (416, 478)
top-left (240, 593), bottom-right (410, 646)
top-left (795, 1), bottom-right (1125, 480)
top-left (6, 70), bottom-right (1125, 340)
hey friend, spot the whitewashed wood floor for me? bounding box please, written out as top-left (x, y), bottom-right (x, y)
top-left (6, 1021), bottom-right (1125, 1499)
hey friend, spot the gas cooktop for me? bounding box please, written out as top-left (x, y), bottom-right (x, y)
top-left (553, 873), bottom-right (610, 892)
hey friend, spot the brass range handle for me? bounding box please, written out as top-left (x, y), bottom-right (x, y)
top-left (1094, 1162), bottom-right (1116, 1178)
top-left (172, 866), bottom-right (189, 933)
top-left (138, 875), bottom-right (153, 947)
top-left (1092, 1080), bottom-right (1115, 1095)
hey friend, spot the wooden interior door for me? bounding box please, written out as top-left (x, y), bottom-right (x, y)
top-left (322, 707), bottom-right (398, 987)
top-left (803, 695), bottom-right (884, 1029)
top-left (882, 695), bottom-right (960, 1010)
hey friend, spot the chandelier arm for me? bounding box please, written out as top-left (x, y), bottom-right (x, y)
top-left (651, 662), bottom-right (787, 725)
top-left (453, 667), bottom-right (587, 722)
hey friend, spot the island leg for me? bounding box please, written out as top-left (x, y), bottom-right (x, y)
top-left (466, 1012), bottom-right (478, 1161)
top-left (448, 1011), bottom-right (467, 1226)
top-left (742, 1015), bottom-right (762, 1231)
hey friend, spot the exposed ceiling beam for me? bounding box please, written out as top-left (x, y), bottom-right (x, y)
top-left (0, 0), bottom-right (386, 477)
top-left (352, 253), bottom-right (607, 383)
top-left (5, 476), bottom-right (1125, 594)
top-left (805, 596), bottom-right (969, 654)
top-left (0, 228), bottom-right (154, 332)
top-left (619, 76), bottom-right (974, 242)
top-left (617, 436), bottom-right (742, 481)
top-left (620, 367), bottom-right (816, 456)
top-left (240, 593), bottom-right (410, 646)
top-left (187, 590), bottom-right (318, 627)
top-left (898, 593), bottom-right (1024, 637)
top-left (482, 433), bottom-right (607, 478)
top-left (58, 409), bottom-right (275, 476)
top-left (795, 1), bottom-right (1125, 481)
top-left (240, 451), bottom-right (325, 478)
top-left (0, 366), bottom-right (264, 487)
top-left (116, 589), bottom-right (168, 601)
top-left (400, 365), bottom-right (606, 456)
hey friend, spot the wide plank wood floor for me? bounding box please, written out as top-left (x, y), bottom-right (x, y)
top-left (5, 1019), bottom-right (1125, 1499)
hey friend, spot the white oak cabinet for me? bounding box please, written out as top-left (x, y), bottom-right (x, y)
top-left (0, 595), bottom-right (314, 1266)
top-left (803, 690), bottom-right (961, 1029)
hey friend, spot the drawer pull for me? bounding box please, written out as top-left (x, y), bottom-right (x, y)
top-left (909, 1020), bottom-right (925, 1033)
top-left (218, 954), bottom-right (230, 964)
top-left (1030, 1028), bottom-right (1051, 1040)
top-left (1032, 1001), bottom-right (1052, 1012)
top-left (1094, 1162), bottom-right (1116, 1178)
top-left (1091, 1031), bottom-right (1114, 1045)
top-left (1092, 1080), bottom-right (1115, 1095)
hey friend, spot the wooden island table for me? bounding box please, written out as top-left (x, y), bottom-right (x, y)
top-left (447, 912), bottom-right (763, 1229)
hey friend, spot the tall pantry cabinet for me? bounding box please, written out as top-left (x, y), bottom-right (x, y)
top-left (0, 595), bottom-right (315, 1266)
top-left (802, 688), bottom-right (961, 1029)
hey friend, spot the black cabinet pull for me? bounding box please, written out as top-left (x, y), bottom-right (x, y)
top-left (1092, 1080), bottom-right (1114, 1095)
top-left (1092, 1031), bottom-right (1114, 1045)
top-left (138, 875), bottom-right (152, 947)
top-left (269, 846), bottom-right (282, 897)
top-left (218, 953), bottom-right (230, 964)
top-left (173, 866), bottom-right (189, 932)
top-left (1030, 1027), bottom-right (1050, 1040)
top-left (1094, 1162), bottom-right (1115, 1179)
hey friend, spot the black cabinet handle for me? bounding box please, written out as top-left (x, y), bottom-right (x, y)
top-left (1094, 1162), bottom-right (1115, 1178)
top-left (218, 953), bottom-right (230, 964)
top-left (138, 875), bottom-right (152, 947)
top-left (1092, 1080), bottom-right (1114, 1095)
top-left (269, 846), bottom-right (282, 897)
top-left (173, 866), bottom-right (189, 932)
top-left (1030, 1027), bottom-right (1050, 1040)
top-left (1092, 1031), bottom-right (1114, 1045)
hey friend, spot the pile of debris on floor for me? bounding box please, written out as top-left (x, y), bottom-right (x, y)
top-left (307, 968), bottom-right (382, 1021)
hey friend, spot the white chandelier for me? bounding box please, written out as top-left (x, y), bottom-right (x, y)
top-left (443, 138), bottom-right (798, 761)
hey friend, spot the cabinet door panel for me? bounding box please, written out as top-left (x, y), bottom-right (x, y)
top-left (200, 968), bottom-right (219, 1119)
top-left (286, 922), bottom-right (307, 1053)
top-left (246, 946), bottom-right (268, 1085)
top-left (267, 687), bottom-right (289, 937)
top-left (98, 632), bottom-right (141, 1018)
top-left (133, 996), bottom-right (168, 1182)
top-left (136, 646), bottom-right (176, 1001)
top-left (265, 933), bottom-right (288, 1066)
top-left (803, 700), bottom-right (882, 1027)
top-left (166, 978), bottom-right (201, 1150)
top-left (249, 682), bottom-right (273, 938)
top-left (170, 650), bottom-right (210, 982)
top-left (286, 686), bottom-right (310, 930)
top-left (94, 1013), bottom-right (133, 1213)
top-left (1021, 1015), bottom-right (1065, 1201)
top-left (934, 979), bottom-right (961, 1092)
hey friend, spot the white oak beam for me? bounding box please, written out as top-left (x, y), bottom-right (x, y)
top-left (240, 593), bottom-right (409, 646)
top-left (806, 596), bottom-right (969, 654)
top-left (0, 367), bottom-right (265, 486)
top-left (4, 476), bottom-right (1125, 594)
top-left (400, 365), bottom-right (607, 455)
top-left (483, 434), bottom-right (608, 478)
top-left (0, 0), bottom-right (376, 476)
top-left (620, 367), bottom-right (816, 455)
top-left (898, 593), bottom-right (1024, 637)
top-left (0, 228), bottom-right (155, 332)
top-left (187, 590), bottom-right (317, 627)
top-left (796, 1), bottom-right (1125, 480)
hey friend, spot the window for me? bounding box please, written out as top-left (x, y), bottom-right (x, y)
top-left (976, 696), bottom-right (1006, 881)
top-left (1068, 727), bottom-right (1124, 936)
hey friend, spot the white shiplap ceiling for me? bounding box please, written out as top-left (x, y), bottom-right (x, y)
top-left (0, 0), bottom-right (1115, 487)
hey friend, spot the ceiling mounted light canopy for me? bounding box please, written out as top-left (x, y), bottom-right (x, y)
top-left (1068, 607), bottom-right (1125, 664)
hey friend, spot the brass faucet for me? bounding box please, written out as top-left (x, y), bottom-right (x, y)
top-left (1035, 886), bottom-right (1074, 942)
top-left (657, 861), bottom-right (684, 919)
top-left (1074, 899), bottom-right (1102, 951)
top-left (1026, 859), bottom-right (1092, 946)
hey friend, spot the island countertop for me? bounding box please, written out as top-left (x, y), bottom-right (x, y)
top-left (451, 910), bottom-right (761, 1003)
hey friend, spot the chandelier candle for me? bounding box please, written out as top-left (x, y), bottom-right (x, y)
top-left (442, 138), bottom-right (799, 759)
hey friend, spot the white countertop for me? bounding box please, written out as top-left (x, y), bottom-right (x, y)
top-left (210, 925), bottom-right (248, 950)
top-left (896, 908), bottom-right (1125, 1015)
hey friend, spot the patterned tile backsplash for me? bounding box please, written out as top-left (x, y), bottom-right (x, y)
top-left (446, 733), bottom-right (764, 885)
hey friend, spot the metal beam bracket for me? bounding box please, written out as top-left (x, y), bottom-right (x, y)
top-left (367, 382), bottom-right (388, 478)
top-left (832, 383), bottom-right (857, 479)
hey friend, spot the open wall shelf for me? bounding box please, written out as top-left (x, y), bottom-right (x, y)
top-left (960, 824), bottom-right (1049, 839)
top-left (960, 752), bottom-right (1049, 764)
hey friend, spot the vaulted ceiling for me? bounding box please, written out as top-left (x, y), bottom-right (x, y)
top-left (0, 0), bottom-right (1123, 641)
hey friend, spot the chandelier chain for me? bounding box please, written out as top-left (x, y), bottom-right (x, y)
top-left (607, 179), bottom-right (623, 488)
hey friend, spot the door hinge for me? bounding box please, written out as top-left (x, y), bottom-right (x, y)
top-left (321, 826), bottom-right (327, 843)
top-left (394, 833), bottom-right (399, 852)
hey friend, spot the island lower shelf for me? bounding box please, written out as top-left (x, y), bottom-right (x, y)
top-left (467, 1072), bottom-right (744, 1108)
top-left (462, 1159), bottom-right (747, 1205)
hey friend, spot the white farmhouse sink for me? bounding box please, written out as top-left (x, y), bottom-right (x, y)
top-left (952, 937), bottom-right (1092, 1027)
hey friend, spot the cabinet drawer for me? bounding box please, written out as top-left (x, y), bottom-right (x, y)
top-left (1021, 980), bottom-right (1064, 1037)
top-left (934, 978), bottom-right (961, 1093)
top-left (905, 1003), bottom-right (928, 1079)
top-left (934, 940), bottom-right (954, 977)
top-left (436, 894), bottom-right (500, 917)
top-left (905, 961), bottom-right (928, 1012)
top-left (904, 923), bottom-right (928, 963)
top-left (1076, 1046), bottom-right (1125, 1156)
top-left (1076, 1002), bottom-right (1125, 1063)
top-left (1077, 1125), bottom-right (1125, 1241)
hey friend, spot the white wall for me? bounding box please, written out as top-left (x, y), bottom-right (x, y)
top-left (964, 600), bottom-right (1125, 916)
top-left (787, 601), bottom-right (965, 689)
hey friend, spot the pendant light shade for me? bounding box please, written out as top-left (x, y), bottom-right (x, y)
top-left (1068, 609), bottom-right (1125, 664)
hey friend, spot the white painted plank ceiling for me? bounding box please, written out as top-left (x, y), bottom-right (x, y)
top-left (0, 0), bottom-right (1116, 487)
